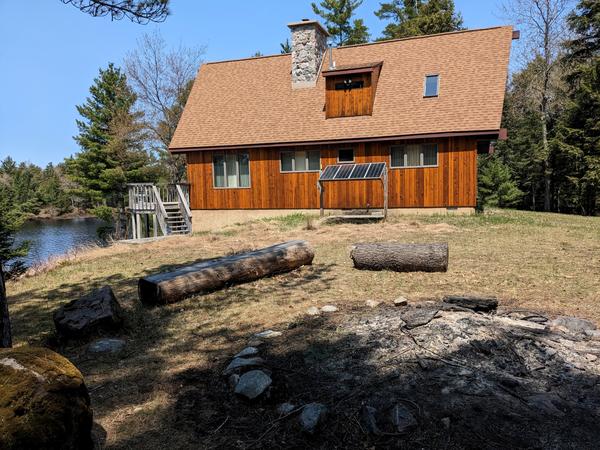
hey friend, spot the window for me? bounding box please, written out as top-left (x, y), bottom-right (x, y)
top-left (338, 149), bottom-right (354, 163)
top-left (335, 79), bottom-right (364, 90)
top-left (424, 74), bottom-right (439, 97)
top-left (280, 150), bottom-right (320, 172)
top-left (391, 144), bottom-right (438, 168)
top-left (213, 152), bottom-right (250, 188)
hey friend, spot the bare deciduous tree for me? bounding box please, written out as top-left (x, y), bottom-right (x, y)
top-left (60, 0), bottom-right (169, 24)
top-left (502, 0), bottom-right (573, 211)
top-left (125, 32), bottom-right (205, 182)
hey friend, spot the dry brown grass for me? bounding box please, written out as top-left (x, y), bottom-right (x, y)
top-left (5, 208), bottom-right (600, 449)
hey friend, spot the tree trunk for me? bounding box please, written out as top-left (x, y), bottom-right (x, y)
top-left (350, 243), bottom-right (448, 272)
top-left (138, 240), bottom-right (315, 305)
top-left (0, 263), bottom-right (12, 348)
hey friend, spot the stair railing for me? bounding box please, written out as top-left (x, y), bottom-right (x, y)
top-left (175, 183), bottom-right (193, 234)
top-left (151, 185), bottom-right (169, 235)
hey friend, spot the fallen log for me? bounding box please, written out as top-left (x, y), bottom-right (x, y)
top-left (138, 240), bottom-right (314, 305)
top-left (350, 242), bottom-right (448, 272)
top-left (442, 295), bottom-right (498, 312)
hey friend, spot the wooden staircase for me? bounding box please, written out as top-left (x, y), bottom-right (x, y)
top-left (163, 202), bottom-right (190, 235)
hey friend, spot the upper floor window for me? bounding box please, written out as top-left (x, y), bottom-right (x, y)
top-left (424, 74), bottom-right (439, 97)
top-left (391, 144), bottom-right (438, 168)
top-left (338, 149), bottom-right (354, 163)
top-left (213, 151), bottom-right (250, 188)
top-left (281, 150), bottom-right (320, 172)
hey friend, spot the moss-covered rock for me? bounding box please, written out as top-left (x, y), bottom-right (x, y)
top-left (0, 346), bottom-right (93, 450)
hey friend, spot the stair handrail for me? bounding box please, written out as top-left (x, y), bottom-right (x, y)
top-left (152, 185), bottom-right (169, 235)
top-left (175, 184), bottom-right (193, 234)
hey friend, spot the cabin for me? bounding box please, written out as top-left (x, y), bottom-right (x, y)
top-left (169, 20), bottom-right (515, 223)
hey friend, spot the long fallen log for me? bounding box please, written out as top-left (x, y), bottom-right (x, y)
top-left (350, 242), bottom-right (448, 272)
top-left (138, 240), bottom-right (314, 305)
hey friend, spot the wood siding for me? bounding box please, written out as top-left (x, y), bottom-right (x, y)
top-left (325, 73), bottom-right (374, 118)
top-left (186, 137), bottom-right (478, 210)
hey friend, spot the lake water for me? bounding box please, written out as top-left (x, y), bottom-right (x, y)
top-left (15, 218), bottom-right (104, 266)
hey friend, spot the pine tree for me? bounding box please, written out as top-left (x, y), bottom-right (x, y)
top-left (311, 0), bottom-right (370, 46)
top-left (280, 39), bottom-right (292, 54)
top-left (478, 155), bottom-right (523, 208)
top-left (67, 63), bottom-right (158, 237)
top-left (375, 0), bottom-right (463, 40)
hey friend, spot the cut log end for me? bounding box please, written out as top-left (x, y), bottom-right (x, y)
top-left (350, 243), bottom-right (448, 273)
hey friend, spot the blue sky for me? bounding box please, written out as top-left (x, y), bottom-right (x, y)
top-left (0, 0), bottom-right (507, 166)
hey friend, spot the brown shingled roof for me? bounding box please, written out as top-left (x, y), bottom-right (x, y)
top-left (169, 26), bottom-right (513, 151)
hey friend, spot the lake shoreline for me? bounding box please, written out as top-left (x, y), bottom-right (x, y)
top-left (26, 209), bottom-right (95, 221)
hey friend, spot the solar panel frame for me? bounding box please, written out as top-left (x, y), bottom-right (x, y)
top-left (319, 163), bottom-right (386, 181)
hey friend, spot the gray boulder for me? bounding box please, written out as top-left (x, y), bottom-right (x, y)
top-left (53, 286), bottom-right (123, 339)
top-left (550, 316), bottom-right (597, 334)
top-left (223, 357), bottom-right (265, 376)
top-left (234, 347), bottom-right (259, 358)
top-left (277, 402), bottom-right (296, 415)
top-left (300, 403), bottom-right (327, 434)
top-left (234, 370), bottom-right (272, 400)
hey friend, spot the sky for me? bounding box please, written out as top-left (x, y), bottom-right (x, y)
top-left (0, 0), bottom-right (509, 166)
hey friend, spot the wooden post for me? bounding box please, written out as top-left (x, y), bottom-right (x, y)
top-left (153, 214), bottom-right (158, 238)
top-left (136, 213), bottom-right (141, 240)
top-left (383, 167), bottom-right (388, 221)
top-left (0, 263), bottom-right (12, 348)
top-left (131, 214), bottom-right (136, 240)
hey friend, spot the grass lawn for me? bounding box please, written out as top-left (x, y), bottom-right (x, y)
top-left (6, 208), bottom-right (600, 448)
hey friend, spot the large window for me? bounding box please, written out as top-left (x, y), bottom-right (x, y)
top-left (424, 74), bottom-right (439, 97)
top-left (213, 152), bottom-right (250, 188)
top-left (280, 150), bottom-right (320, 172)
top-left (391, 143), bottom-right (438, 168)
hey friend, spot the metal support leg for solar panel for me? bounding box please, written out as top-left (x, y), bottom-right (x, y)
top-left (382, 167), bottom-right (388, 221)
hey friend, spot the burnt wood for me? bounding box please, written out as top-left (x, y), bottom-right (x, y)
top-left (138, 240), bottom-right (315, 305)
top-left (443, 295), bottom-right (498, 312)
top-left (350, 242), bottom-right (448, 272)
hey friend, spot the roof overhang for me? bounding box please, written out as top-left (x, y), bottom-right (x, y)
top-left (322, 61), bottom-right (383, 77)
top-left (170, 129), bottom-right (502, 153)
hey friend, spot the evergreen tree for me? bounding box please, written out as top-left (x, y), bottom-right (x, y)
top-left (375, 0), bottom-right (463, 40)
top-left (67, 63), bottom-right (158, 237)
top-left (280, 39), bottom-right (292, 54)
top-left (311, 0), bottom-right (370, 46)
top-left (478, 155), bottom-right (523, 208)
top-left (551, 0), bottom-right (600, 214)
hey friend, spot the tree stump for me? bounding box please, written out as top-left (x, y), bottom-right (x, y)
top-left (138, 240), bottom-right (315, 305)
top-left (350, 243), bottom-right (448, 272)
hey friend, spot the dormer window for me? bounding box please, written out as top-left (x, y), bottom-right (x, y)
top-left (323, 61), bottom-right (382, 118)
top-left (424, 74), bottom-right (439, 97)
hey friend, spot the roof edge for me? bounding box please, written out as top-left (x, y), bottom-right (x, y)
top-left (170, 130), bottom-right (501, 153)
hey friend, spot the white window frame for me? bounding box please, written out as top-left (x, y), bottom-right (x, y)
top-left (390, 143), bottom-right (439, 169)
top-left (279, 150), bottom-right (321, 173)
top-left (212, 151), bottom-right (251, 189)
top-left (337, 148), bottom-right (355, 163)
top-left (423, 74), bottom-right (440, 98)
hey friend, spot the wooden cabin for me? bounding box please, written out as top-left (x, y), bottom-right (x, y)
top-left (169, 20), bottom-right (515, 217)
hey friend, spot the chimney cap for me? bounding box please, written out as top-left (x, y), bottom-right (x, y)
top-left (287, 19), bottom-right (330, 37)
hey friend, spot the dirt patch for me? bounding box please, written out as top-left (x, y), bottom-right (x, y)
top-left (173, 302), bottom-right (600, 449)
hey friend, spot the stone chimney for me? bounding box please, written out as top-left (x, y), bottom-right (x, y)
top-left (288, 19), bottom-right (329, 89)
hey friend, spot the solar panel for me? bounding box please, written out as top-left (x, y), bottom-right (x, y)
top-left (319, 163), bottom-right (386, 181)
top-left (320, 165), bottom-right (339, 180)
top-left (366, 162), bottom-right (386, 179)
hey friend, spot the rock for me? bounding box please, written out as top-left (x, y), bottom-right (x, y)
top-left (441, 417), bottom-right (451, 429)
top-left (306, 307), bottom-right (320, 316)
top-left (254, 330), bottom-right (282, 339)
top-left (361, 405), bottom-right (382, 435)
top-left (584, 329), bottom-right (600, 340)
top-left (222, 357), bottom-right (265, 376)
top-left (277, 402), bottom-right (296, 415)
top-left (234, 347), bottom-right (259, 358)
top-left (228, 374), bottom-right (240, 389)
top-left (401, 308), bottom-right (439, 329)
top-left (234, 370), bottom-right (272, 400)
top-left (247, 338), bottom-right (264, 347)
top-left (526, 393), bottom-right (565, 417)
top-left (0, 346), bottom-right (93, 450)
top-left (550, 316), bottom-right (597, 334)
top-left (53, 286), bottom-right (123, 339)
top-left (366, 299), bottom-right (380, 308)
top-left (87, 338), bottom-right (125, 354)
top-left (394, 296), bottom-right (408, 306)
top-left (390, 404), bottom-right (417, 433)
top-left (321, 305), bottom-right (338, 313)
top-left (443, 295), bottom-right (498, 312)
top-left (299, 402), bottom-right (327, 434)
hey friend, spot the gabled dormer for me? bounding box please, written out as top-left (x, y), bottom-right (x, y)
top-left (322, 61), bottom-right (382, 118)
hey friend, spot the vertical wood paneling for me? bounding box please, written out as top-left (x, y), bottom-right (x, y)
top-left (186, 137), bottom-right (478, 210)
